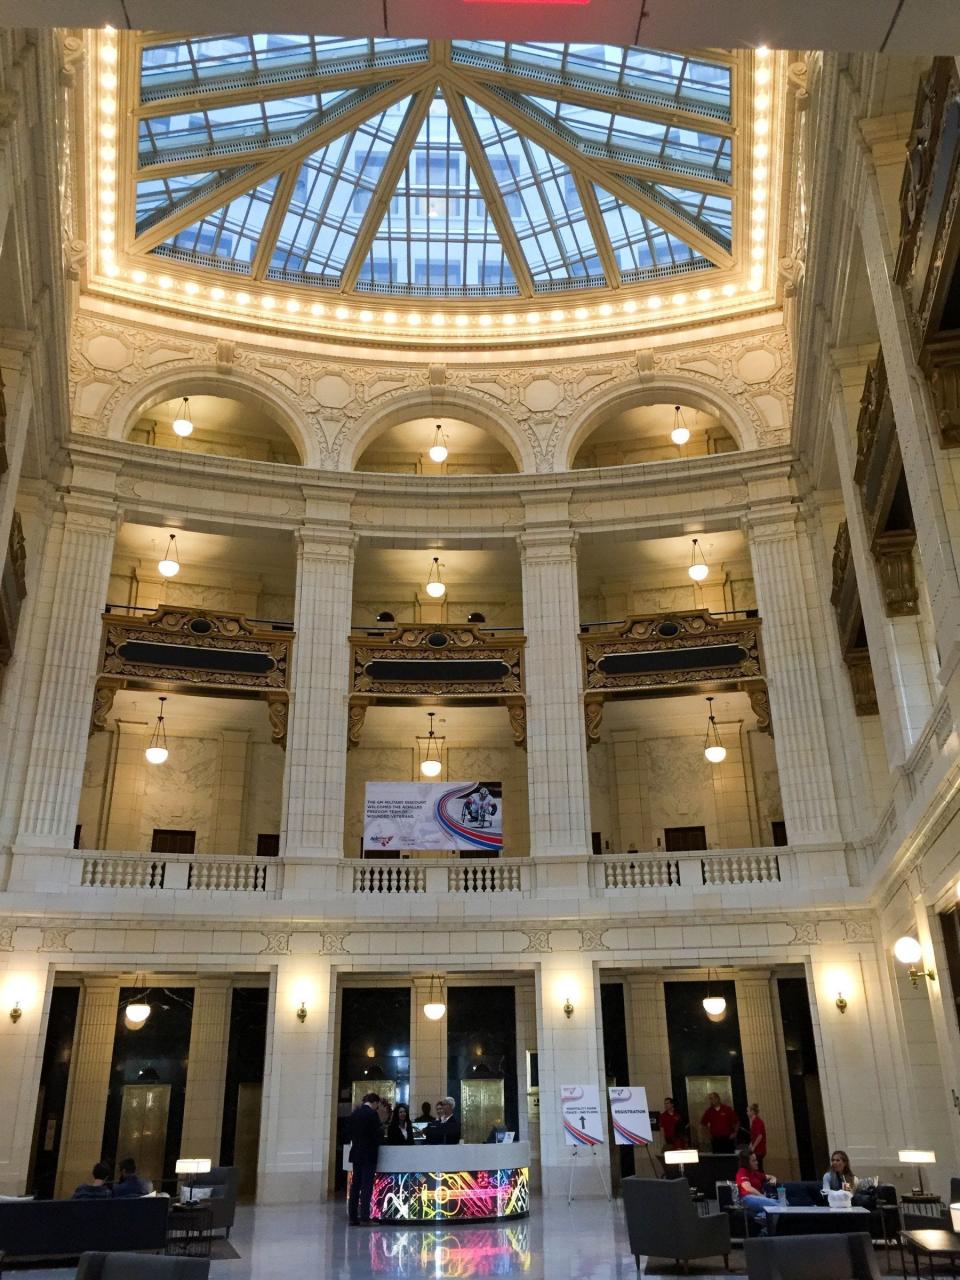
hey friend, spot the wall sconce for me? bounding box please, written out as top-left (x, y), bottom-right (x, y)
top-left (9, 1002), bottom-right (21, 1023)
top-left (835, 993), bottom-right (848, 1014)
top-left (562, 997), bottom-right (574, 1020)
top-left (893, 936), bottom-right (936, 987)
top-left (296, 1002), bottom-right (307, 1023)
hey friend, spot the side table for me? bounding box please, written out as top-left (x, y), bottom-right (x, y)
top-left (166, 1202), bottom-right (213, 1258)
top-left (902, 1228), bottom-right (960, 1278)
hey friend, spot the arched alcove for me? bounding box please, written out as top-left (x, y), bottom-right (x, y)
top-left (570, 399), bottom-right (738, 470)
top-left (126, 392), bottom-right (303, 466)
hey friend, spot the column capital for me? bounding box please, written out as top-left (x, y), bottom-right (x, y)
top-left (61, 491), bottom-right (120, 535)
top-left (742, 506), bottom-right (803, 544)
top-left (295, 524), bottom-right (357, 561)
top-left (518, 526), bottom-right (578, 560)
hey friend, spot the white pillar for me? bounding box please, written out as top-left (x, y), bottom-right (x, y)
top-left (747, 513), bottom-right (842, 843)
top-left (257, 957), bottom-right (335, 1203)
top-left (735, 975), bottom-right (796, 1177)
top-left (0, 955), bottom-right (51, 1194)
top-left (282, 525), bottom-right (355, 858)
top-left (519, 524), bottom-right (592, 857)
top-left (16, 494), bottom-right (117, 850)
top-left (534, 954), bottom-right (607, 1197)
top-left (180, 978), bottom-right (232, 1162)
top-left (624, 975), bottom-right (672, 1149)
top-left (56, 978), bottom-right (120, 1197)
top-left (410, 977), bottom-right (447, 1116)
top-left (858, 161), bottom-right (960, 688)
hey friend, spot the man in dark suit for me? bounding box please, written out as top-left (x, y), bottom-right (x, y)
top-left (348, 1091), bottom-right (382, 1224)
top-left (426, 1096), bottom-right (461, 1145)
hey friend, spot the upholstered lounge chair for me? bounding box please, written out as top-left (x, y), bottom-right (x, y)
top-left (745, 1232), bottom-right (881, 1280)
top-left (622, 1176), bottom-right (731, 1273)
top-left (75, 1254), bottom-right (210, 1280)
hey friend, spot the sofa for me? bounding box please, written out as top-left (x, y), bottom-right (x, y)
top-left (76, 1254), bottom-right (209, 1280)
top-left (181, 1165), bottom-right (237, 1237)
top-left (745, 1232), bottom-right (881, 1279)
top-left (622, 1176), bottom-right (731, 1274)
top-left (0, 1195), bottom-right (169, 1266)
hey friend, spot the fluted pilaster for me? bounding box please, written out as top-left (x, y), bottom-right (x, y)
top-left (735, 976), bottom-right (797, 1177)
top-left (56, 978), bottom-right (120, 1197)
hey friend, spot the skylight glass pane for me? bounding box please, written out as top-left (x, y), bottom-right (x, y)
top-left (524, 95), bottom-right (731, 176)
top-left (138, 92), bottom-right (355, 161)
top-left (141, 35), bottom-right (427, 96)
top-left (593, 184), bottom-right (697, 272)
top-left (465, 97), bottom-right (604, 284)
top-left (156, 175), bottom-right (280, 269)
top-left (135, 169), bottom-right (245, 230)
top-left (358, 92), bottom-right (516, 295)
top-left (653, 184), bottom-right (733, 241)
top-left (271, 98), bottom-right (413, 280)
top-left (452, 42), bottom-right (730, 112)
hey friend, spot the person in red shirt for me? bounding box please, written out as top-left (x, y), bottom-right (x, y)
top-left (735, 1149), bottom-right (779, 1229)
top-left (699, 1092), bottom-right (739, 1153)
top-left (658, 1097), bottom-right (685, 1150)
top-left (748, 1102), bottom-right (767, 1171)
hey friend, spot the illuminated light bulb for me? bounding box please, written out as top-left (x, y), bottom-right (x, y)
top-left (420, 758), bottom-right (442, 778)
top-left (622, 299), bottom-right (638, 313)
top-left (756, 44), bottom-right (770, 58)
top-left (235, 291), bottom-right (250, 305)
top-left (754, 164), bottom-right (768, 182)
top-left (101, 97), bottom-right (116, 115)
top-left (310, 302), bottom-right (324, 316)
top-left (100, 71), bottom-right (117, 90)
top-left (428, 425), bottom-right (448, 464)
top-left (286, 299), bottom-right (300, 313)
top-left (262, 296), bottom-right (275, 309)
top-left (125, 1002), bottom-right (151, 1024)
top-left (672, 293), bottom-right (688, 307)
top-left (550, 309), bottom-right (565, 323)
top-left (670, 406), bottom-right (690, 447)
top-left (425, 556), bottom-right (446, 599)
top-left (704, 744), bottom-right (727, 764)
top-left (335, 305), bottom-right (349, 320)
top-left (696, 288), bottom-right (713, 302)
top-left (647, 295), bottom-right (662, 310)
top-left (425, 581), bottom-right (445, 599)
top-left (526, 312), bottom-right (539, 325)
top-left (423, 1000), bottom-right (445, 1019)
top-left (894, 936), bottom-right (923, 965)
top-left (158, 275), bottom-right (173, 289)
top-left (755, 142), bottom-right (769, 159)
top-left (172, 397), bottom-right (193, 438)
top-left (755, 118), bottom-right (769, 136)
top-left (751, 246), bottom-right (765, 261)
top-left (158, 535), bottom-right (181, 575)
top-left (407, 312), bottom-right (421, 326)
top-left (752, 226), bottom-right (764, 243)
top-left (100, 122), bottom-right (116, 139)
top-left (598, 303), bottom-right (613, 317)
top-left (100, 165), bottom-right (116, 184)
top-left (132, 269), bottom-right (146, 284)
top-left (756, 67), bottom-right (771, 86)
top-left (455, 314), bottom-right (469, 327)
top-left (501, 313), bottom-right (516, 326)
top-left (702, 994), bottom-right (727, 1016)
top-left (755, 93), bottom-right (770, 110)
top-left (100, 228), bottom-right (115, 245)
top-left (100, 207), bottom-right (115, 225)
top-left (184, 281), bottom-right (199, 296)
top-left (479, 314), bottom-right (492, 327)
top-left (100, 144), bottom-right (116, 163)
top-left (360, 309), bottom-right (373, 323)
top-left (210, 286), bottom-right (225, 300)
top-left (384, 311), bottom-right (398, 325)
top-left (575, 306), bottom-right (589, 320)
top-left (722, 283), bottom-right (736, 297)
top-left (104, 263), bottom-right (120, 278)
top-left (689, 561), bottom-right (709, 581)
top-left (100, 188), bottom-right (115, 205)
top-left (144, 745), bottom-right (168, 765)
top-left (145, 695), bottom-right (169, 765)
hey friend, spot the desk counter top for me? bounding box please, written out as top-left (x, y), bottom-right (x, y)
top-left (342, 1141), bottom-right (530, 1173)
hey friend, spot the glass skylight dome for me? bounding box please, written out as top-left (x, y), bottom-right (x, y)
top-left (132, 37), bottom-right (736, 302)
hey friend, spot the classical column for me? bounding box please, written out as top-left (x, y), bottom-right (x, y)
top-left (746, 512), bottom-right (842, 843)
top-left (409, 977), bottom-right (448, 1118)
top-left (16, 495), bottom-right (118, 850)
top-left (624, 975), bottom-right (672, 1132)
top-left (0, 957), bottom-right (51, 1194)
top-left (180, 978), bottom-right (232, 1162)
top-left (858, 161), bottom-right (960, 687)
top-left (519, 522), bottom-right (592, 857)
top-left (56, 978), bottom-right (120, 1197)
top-left (735, 975), bottom-right (797, 1177)
top-left (257, 957), bottom-right (335, 1203)
top-left (534, 954), bottom-right (607, 1197)
top-left (282, 525), bottom-right (356, 858)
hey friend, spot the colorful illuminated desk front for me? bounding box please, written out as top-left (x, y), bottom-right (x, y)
top-left (343, 1142), bottom-right (531, 1222)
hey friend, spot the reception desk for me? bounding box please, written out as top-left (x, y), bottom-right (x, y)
top-left (342, 1142), bottom-right (530, 1222)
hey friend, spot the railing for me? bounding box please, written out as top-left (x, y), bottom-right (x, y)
top-left (701, 853), bottom-right (781, 885)
top-left (80, 853), bottom-right (279, 892)
top-left (104, 602), bottom-right (294, 631)
top-left (352, 863), bottom-right (426, 893)
top-left (448, 862), bottom-right (522, 892)
top-left (82, 856), bottom-right (165, 889)
top-left (188, 860), bottom-right (269, 891)
top-left (601, 858), bottom-right (680, 888)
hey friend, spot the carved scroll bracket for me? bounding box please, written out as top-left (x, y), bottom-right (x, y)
top-left (874, 530), bottom-right (919, 616)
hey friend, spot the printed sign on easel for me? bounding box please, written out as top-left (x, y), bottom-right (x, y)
top-left (608, 1086), bottom-right (653, 1146)
top-left (560, 1084), bottom-right (604, 1146)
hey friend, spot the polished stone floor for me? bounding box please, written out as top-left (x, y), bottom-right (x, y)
top-left (18, 1198), bottom-right (738, 1279)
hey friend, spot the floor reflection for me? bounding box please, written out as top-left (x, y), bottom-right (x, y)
top-left (364, 1222), bottom-right (532, 1276)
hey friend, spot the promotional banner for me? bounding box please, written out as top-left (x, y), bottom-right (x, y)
top-left (363, 781), bottom-right (503, 853)
top-left (608, 1086), bottom-right (653, 1146)
top-left (560, 1084), bottom-right (604, 1147)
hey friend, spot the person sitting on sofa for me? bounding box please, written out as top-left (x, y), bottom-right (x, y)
top-left (735, 1149), bottom-right (780, 1229)
top-left (71, 1161), bottom-right (112, 1199)
top-left (111, 1157), bottom-right (152, 1198)
top-left (821, 1149), bottom-right (858, 1195)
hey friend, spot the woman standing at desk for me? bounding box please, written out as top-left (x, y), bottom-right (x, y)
top-left (387, 1103), bottom-right (415, 1145)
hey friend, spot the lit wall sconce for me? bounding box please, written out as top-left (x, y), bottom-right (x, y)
top-left (562, 997), bottom-right (574, 1020)
top-left (9, 1001), bottom-right (21, 1023)
top-left (296, 1002), bottom-right (307, 1023)
top-left (835, 993), bottom-right (848, 1014)
top-left (893, 936), bottom-right (936, 987)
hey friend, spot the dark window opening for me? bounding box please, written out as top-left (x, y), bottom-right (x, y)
top-left (664, 826), bottom-right (707, 852)
top-left (256, 833), bottom-right (280, 857)
top-left (151, 829), bottom-right (196, 855)
top-left (771, 821), bottom-right (788, 847)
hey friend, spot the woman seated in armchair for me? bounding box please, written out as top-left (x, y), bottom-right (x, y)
top-left (735, 1149), bottom-right (780, 1230)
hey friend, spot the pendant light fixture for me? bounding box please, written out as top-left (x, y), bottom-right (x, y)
top-left (670, 405), bottom-right (690, 446)
top-left (418, 712), bottom-right (443, 778)
top-left (125, 1000), bottom-right (152, 1028)
top-left (428, 424), bottom-right (448, 464)
top-left (425, 556), bottom-right (446, 599)
top-left (703, 969), bottom-right (727, 1020)
top-left (157, 533), bottom-right (181, 578)
top-left (144, 696), bottom-right (169, 765)
top-left (703, 696), bottom-right (727, 764)
top-left (688, 537), bottom-right (709, 582)
top-left (172, 396), bottom-right (194, 438)
top-left (423, 974), bottom-right (446, 1021)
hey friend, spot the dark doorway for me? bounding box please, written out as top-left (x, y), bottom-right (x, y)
top-left (600, 981), bottom-right (635, 1180)
top-left (664, 826), bottom-right (707, 852)
top-left (777, 976), bottom-right (827, 1179)
top-left (151, 829), bottom-right (196, 854)
top-left (29, 986), bottom-right (80, 1198)
top-left (220, 987), bottom-right (268, 1200)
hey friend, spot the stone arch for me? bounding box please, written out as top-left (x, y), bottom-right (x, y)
top-left (557, 374), bottom-right (761, 472)
top-left (346, 388), bottom-right (536, 473)
top-left (107, 366), bottom-right (320, 468)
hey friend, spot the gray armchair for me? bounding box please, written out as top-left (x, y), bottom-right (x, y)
top-left (182, 1166), bottom-right (236, 1237)
top-left (745, 1232), bottom-right (881, 1280)
top-left (75, 1254), bottom-right (210, 1280)
top-left (622, 1176), bottom-right (731, 1274)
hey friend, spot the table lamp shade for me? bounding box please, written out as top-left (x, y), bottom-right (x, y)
top-left (175, 1158), bottom-right (212, 1175)
top-left (898, 1150), bottom-right (936, 1164)
top-left (664, 1149), bottom-right (700, 1165)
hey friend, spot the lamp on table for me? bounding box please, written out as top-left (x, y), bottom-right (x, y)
top-left (898, 1149), bottom-right (936, 1196)
top-left (175, 1157), bottom-right (212, 1202)
top-left (664, 1148), bottom-right (700, 1180)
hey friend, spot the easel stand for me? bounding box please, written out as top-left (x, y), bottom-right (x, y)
top-left (567, 1146), bottom-right (612, 1205)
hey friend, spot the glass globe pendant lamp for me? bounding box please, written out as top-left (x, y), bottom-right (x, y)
top-left (125, 1001), bottom-right (151, 1027)
top-left (144, 696), bottom-right (169, 765)
top-left (428, 424), bottom-right (448, 464)
top-left (423, 975), bottom-right (446, 1021)
top-left (158, 533), bottom-right (181, 578)
top-left (688, 537), bottom-right (709, 582)
top-left (418, 712), bottom-right (443, 778)
top-left (171, 396), bottom-right (194, 438)
top-left (670, 405), bottom-right (690, 446)
top-left (425, 556), bottom-right (446, 599)
top-left (702, 969), bottom-right (727, 1019)
top-left (703, 696), bottom-right (727, 764)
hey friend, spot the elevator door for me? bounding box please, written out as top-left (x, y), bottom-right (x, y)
top-left (460, 1079), bottom-right (505, 1144)
top-left (234, 1082), bottom-right (262, 1201)
top-left (116, 1083), bottom-right (170, 1186)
